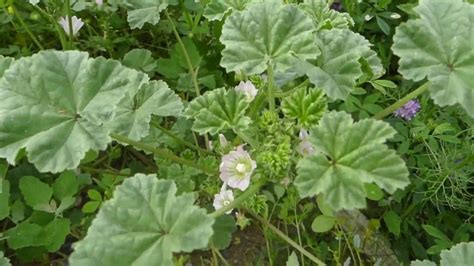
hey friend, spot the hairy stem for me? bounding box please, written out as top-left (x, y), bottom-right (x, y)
top-left (248, 210), bottom-right (326, 266)
top-left (374, 81), bottom-right (430, 120)
top-left (110, 133), bottom-right (217, 175)
top-left (65, 0), bottom-right (73, 49)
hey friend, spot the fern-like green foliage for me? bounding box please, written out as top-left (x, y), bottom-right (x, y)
top-left (220, 0), bottom-right (319, 75)
top-left (295, 111), bottom-right (410, 210)
top-left (110, 0), bottom-right (169, 29)
top-left (281, 87), bottom-right (327, 128)
top-left (296, 29), bottom-right (383, 100)
top-left (392, 0), bottom-right (474, 117)
top-left (69, 174), bottom-right (215, 266)
top-left (204, 0), bottom-right (261, 21)
top-left (299, 0), bottom-right (353, 30)
top-left (0, 51), bottom-right (181, 173)
top-left (411, 242), bottom-right (474, 266)
top-left (184, 88), bottom-right (251, 135)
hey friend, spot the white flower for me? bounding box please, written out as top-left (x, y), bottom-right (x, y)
top-left (58, 16), bottom-right (84, 36)
top-left (297, 129), bottom-right (315, 156)
top-left (96, 0), bottom-right (103, 5)
top-left (364, 14), bottom-right (373, 21)
top-left (390, 13), bottom-right (401, 19)
top-left (235, 81), bottom-right (258, 101)
top-left (219, 145), bottom-right (256, 191)
top-left (213, 189), bottom-right (234, 214)
top-left (219, 134), bottom-right (228, 148)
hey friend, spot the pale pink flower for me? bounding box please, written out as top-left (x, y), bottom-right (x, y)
top-left (213, 190), bottom-right (234, 214)
top-left (297, 129), bottom-right (315, 156)
top-left (58, 16), bottom-right (84, 36)
top-left (235, 81), bottom-right (258, 101)
top-left (219, 145), bottom-right (256, 191)
top-left (96, 0), bottom-right (103, 5)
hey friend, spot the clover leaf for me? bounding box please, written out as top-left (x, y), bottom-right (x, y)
top-left (295, 111), bottom-right (409, 210)
top-left (204, 0), bottom-right (261, 21)
top-left (0, 50), bottom-right (147, 173)
top-left (184, 88), bottom-right (251, 135)
top-left (392, 0), bottom-right (474, 117)
top-left (108, 80), bottom-right (183, 141)
top-left (220, 0), bottom-right (319, 75)
top-left (296, 29), bottom-right (383, 100)
top-left (70, 174), bottom-right (215, 266)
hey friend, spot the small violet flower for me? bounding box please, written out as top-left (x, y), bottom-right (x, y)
top-left (330, 2), bottom-right (342, 12)
top-left (394, 99), bottom-right (421, 120)
top-left (219, 145), bottom-right (256, 191)
top-left (235, 81), bottom-right (258, 102)
top-left (58, 16), bottom-right (84, 36)
top-left (297, 129), bottom-right (315, 156)
top-left (213, 189), bottom-right (234, 214)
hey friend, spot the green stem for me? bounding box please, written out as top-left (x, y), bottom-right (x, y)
top-left (164, 10), bottom-right (200, 96)
top-left (12, 6), bottom-right (44, 50)
top-left (110, 133), bottom-right (217, 175)
top-left (267, 63), bottom-right (276, 112)
top-left (373, 81), bottom-right (430, 120)
top-left (32, 5), bottom-right (68, 49)
top-left (274, 79), bottom-right (310, 98)
top-left (79, 166), bottom-right (130, 176)
top-left (65, 0), bottom-right (73, 49)
top-left (209, 180), bottom-right (265, 218)
top-left (247, 210), bottom-right (326, 266)
top-left (151, 121), bottom-right (210, 155)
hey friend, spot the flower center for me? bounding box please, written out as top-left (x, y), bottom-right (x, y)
top-left (235, 163), bottom-right (247, 173)
top-left (223, 200), bottom-right (231, 206)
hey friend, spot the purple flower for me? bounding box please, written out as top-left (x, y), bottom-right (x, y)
top-left (213, 189), bottom-right (234, 214)
top-left (235, 81), bottom-right (258, 102)
top-left (330, 2), bottom-right (342, 12)
top-left (219, 145), bottom-right (256, 191)
top-left (394, 99), bottom-right (421, 120)
top-left (297, 129), bottom-right (315, 156)
top-left (58, 16), bottom-right (84, 36)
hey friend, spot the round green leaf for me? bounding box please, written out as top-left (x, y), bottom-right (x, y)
top-left (440, 242), bottom-right (474, 265)
top-left (0, 55), bottom-right (14, 78)
top-left (220, 0), bottom-right (319, 75)
top-left (392, 0), bottom-right (474, 117)
top-left (69, 174), bottom-right (215, 266)
top-left (19, 176), bottom-right (52, 209)
top-left (0, 179), bottom-right (10, 220)
top-left (204, 0), bottom-right (261, 21)
top-left (299, 0), bottom-right (353, 30)
top-left (0, 51), bottom-right (147, 173)
top-left (295, 111), bottom-right (410, 210)
top-left (111, 0), bottom-right (169, 29)
top-left (184, 88), bottom-right (251, 135)
top-left (210, 215), bottom-right (236, 250)
top-left (108, 80), bottom-right (183, 141)
top-left (311, 214), bottom-right (335, 233)
top-left (297, 29), bottom-right (383, 100)
top-left (364, 183), bottom-right (384, 201)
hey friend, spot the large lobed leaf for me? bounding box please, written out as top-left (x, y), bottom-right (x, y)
top-left (0, 51), bottom-right (147, 173)
top-left (296, 28), bottom-right (383, 100)
top-left (184, 88), bottom-right (251, 135)
top-left (107, 80), bottom-right (183, 141)
top-left (295, 111), bottom-right (409, 210)
top-left (411, 242), bottom-right (474, 266)
top-left (299, 0), bottom-right (353, 30)
top-left (70, 174), bottom-right (215, 266)
top-left (392, 0), bottom-right (474, 117)
top-left (204, 0), bottom-right (261, 21)
top-left (220, 0), bottom-right (319, 75)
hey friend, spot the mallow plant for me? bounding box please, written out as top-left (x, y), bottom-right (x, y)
top-left (0, 0), bottom-right (472, 265)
